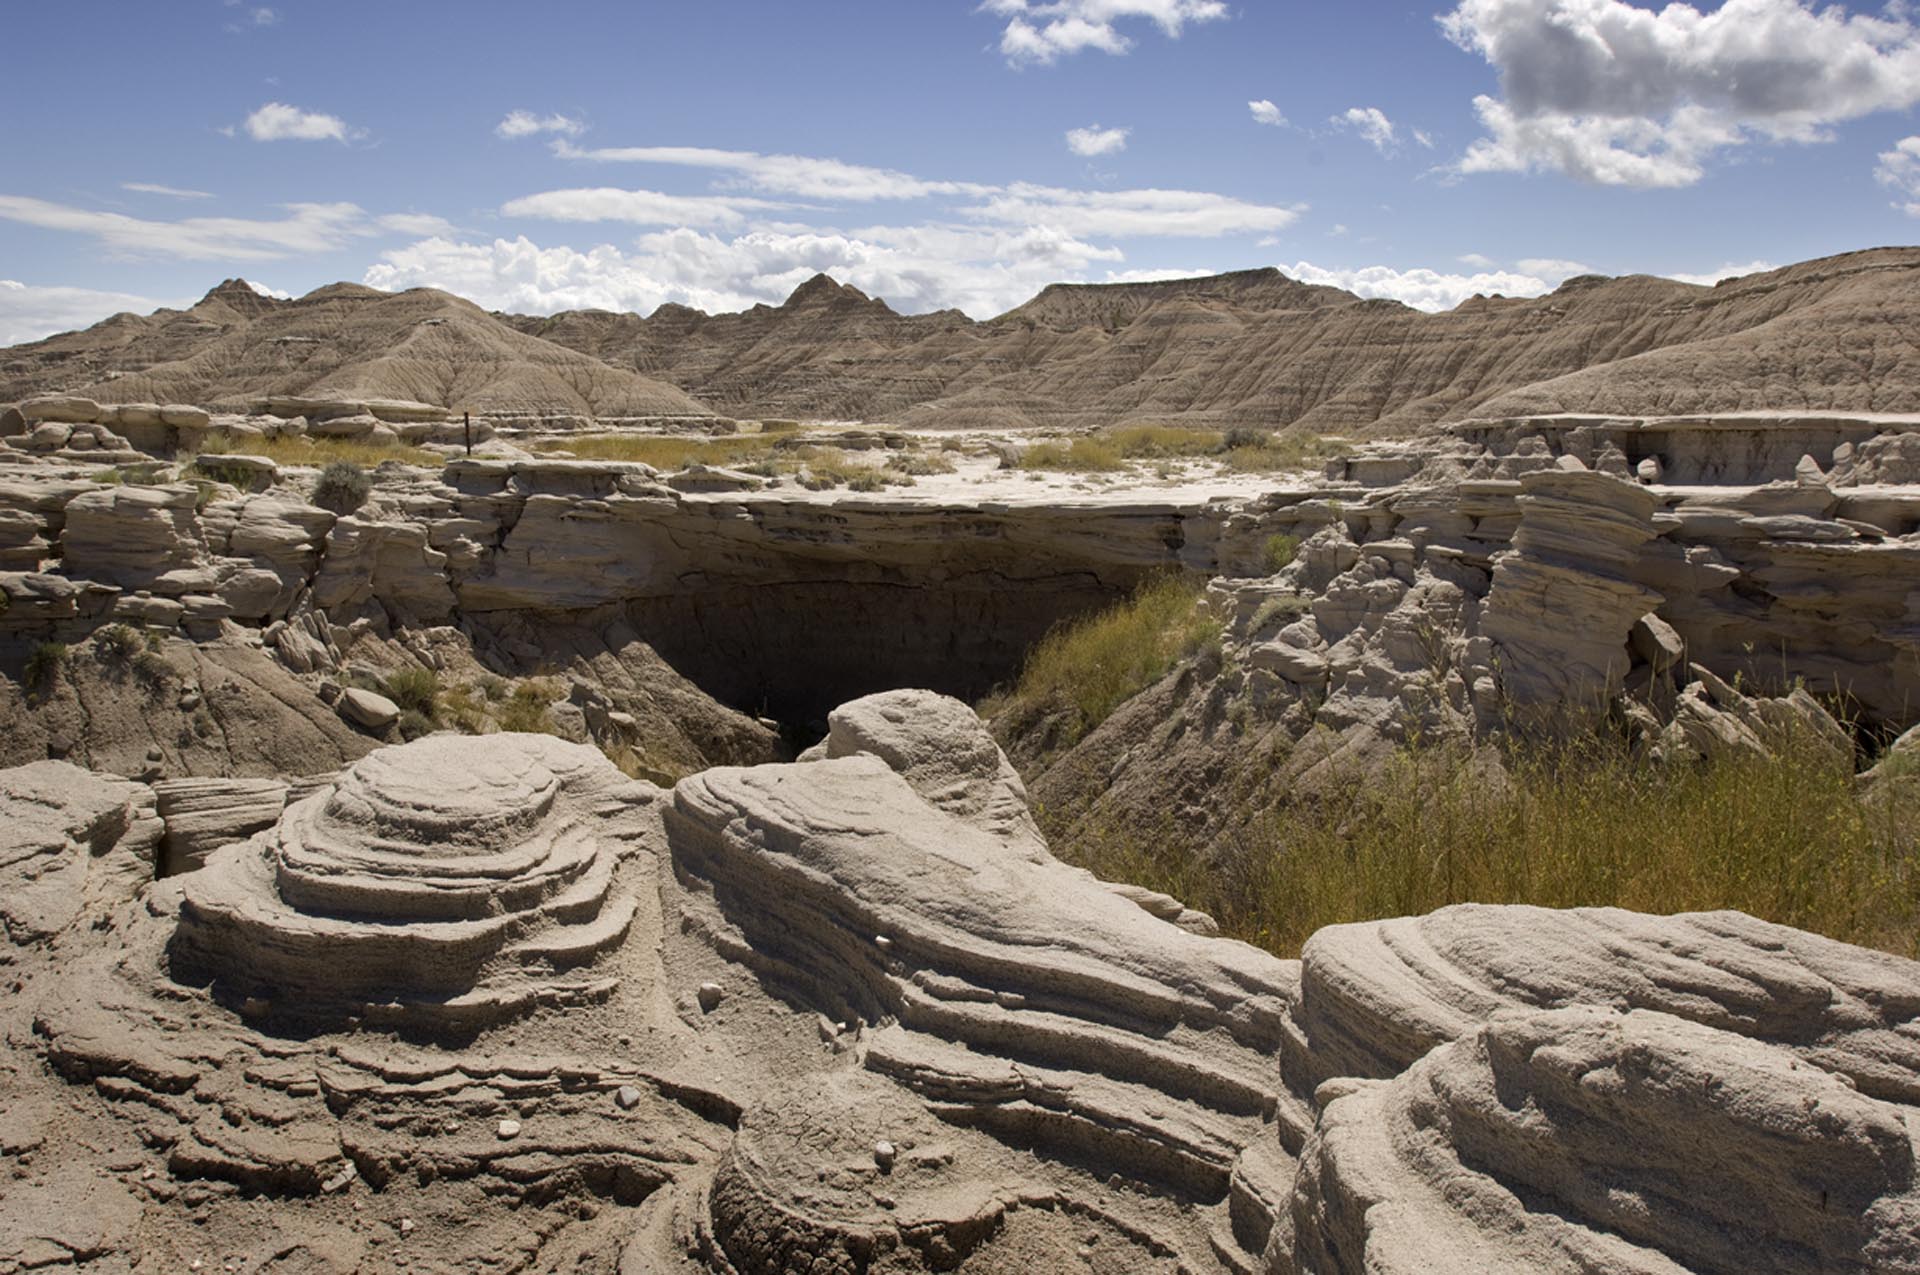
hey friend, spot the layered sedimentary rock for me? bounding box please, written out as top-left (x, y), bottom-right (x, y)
top-left (171, 733), bottom-right (650, 1029)
top-left (0, 759), bottom-right (159, 942)
top-left (1269, 903), bottom-right (1920, 1273)
top-left (2, 707), bottom-right (1919, 1270)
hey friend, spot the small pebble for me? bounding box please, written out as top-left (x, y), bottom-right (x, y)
top-left (873, 1139), bottom-right (896, 1172)
top-left (874, 934), bottom-right (892, 952)
top-left (398, 1218), bottom-right (415, 1237)
top-left (497, 1119), bottom-right (521, 1140)
top-left (696, 982), bottom-right (725, 1012)
top-left (615, 1085), bottom-right (642, 1110)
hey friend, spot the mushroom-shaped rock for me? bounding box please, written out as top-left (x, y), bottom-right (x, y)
top-left (170, 733), bottom-right (653, 1031)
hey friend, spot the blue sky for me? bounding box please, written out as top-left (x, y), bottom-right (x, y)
top-left (2, 0), bottom-right (1918, 343)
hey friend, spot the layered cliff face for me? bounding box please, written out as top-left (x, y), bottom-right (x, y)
top-left (8, 248), bottom-right (1920, 437)
top-left (509, 249), bottom-right (1920, 433)
top-left (2, 281), bottom-right (715, 425)
top-left (4, 699), bottom-right (1918, 1272)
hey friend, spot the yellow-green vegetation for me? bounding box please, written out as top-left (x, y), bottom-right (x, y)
top-left (91, 623), bottom-right (143, 665)
top-left (1223, 430), bottom-right (1348, 473)
top-left (984, 574), bottom-right (1219, 745)
top-left (497, 680), bottom-right (562, 734)
top-left (538, 432), bottom-right (786, 469)
top-left (1017, 425), bottom-right (1345, 475)
top-left (1019, 438), bottom-right (1125, 473)
top-left (24, 640), bottom-right (66, 692)
top-left (379, 666), bottom-right (440, 719)
top-left (1049, 729), bottom-right (1920, 960)
top-left (203, 432), bottom-right (440, 468)
top-left (1262, 533), bottom-right (1300, 574)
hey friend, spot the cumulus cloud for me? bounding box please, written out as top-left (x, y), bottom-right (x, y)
top-left (0, 196), bottom-right (449, 261)
top-left (1458, 252), bottom-right (1496, 268)
top-left (1877, 136), bottom-right (1920, 215)
top-left (243, 279), bottom-right (293, 299)
top-left (1248, 99), bottom-right (1286, 127)
top-left (981, 0), bottom-right (1228, 66)
top-left (1335, 107), bottom-right (1398, 153)
top-left (122, 182), bottom-right (213, 199)
top-left (0, 279), bottom-right (184, 346)
top-left (1662, 259), bottom-right (1776, 286)
top-left (1066, 124), bottom-right (1130, 156)
top-left (1515, 257), bottom-right (1594, 278)
top-left (1440, 0), bottom-right (1920, 187)
top-left (242, 101), bottom-right (352, 142)
top-left (1285, 260), bottom-right (1557, 311)
top-left (363, 222), bottom-right (1128, 320)
top-left (496, 110), bottom-right (585, 140)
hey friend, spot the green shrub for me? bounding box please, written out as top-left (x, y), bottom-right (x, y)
top-left (847, 471), bottom-right (888, 492)
top-left (92, 623), bottom-right (142, 665)
top-left (396, 709), bottom-right (436, 741)
top-left (24, 641), bottom-right (66, 692)
top-left (311, 460), bottom-right (372, 515)
top-left (380, 666), bottom-right (441, 720)
top-left (1049, 723), bottom-right (1920, 961)
top-left (133, 649), bottom-right (173, 687)
top-left (987, 574), bottom-right (1212, 746)
top-left (498, 681), bottom-right (560, 734)
top-left (1251, 595), bottom-right (1313, 630)
top-left (1019, 438), bottom-right (1124, 473)
top-left (1262, 533), bottom-right (1301, 574)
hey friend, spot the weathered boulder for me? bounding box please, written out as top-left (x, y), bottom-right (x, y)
top-left (336, 686), bottom-right (400, 731)
top-left (169, 734), bottom-right (650, 1029)
top-left (0, 760), bottom-right (160, 942)
top-left (150, 776), bottom-right (290, 875)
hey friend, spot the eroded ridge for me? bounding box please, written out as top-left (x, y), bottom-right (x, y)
top-left (170, 732), bottom-right (652, 1029)
top-left (1268, 904), bottom-right (1920, 1273)
top-left (669, 690), bottom-right (1300, 1269)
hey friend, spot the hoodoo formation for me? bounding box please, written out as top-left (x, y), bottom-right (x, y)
top-left (3, 248), bottom-right (1920, 1273)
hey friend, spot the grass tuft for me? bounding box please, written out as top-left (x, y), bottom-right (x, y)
top-left (1049, 726), bottom-right (1920, 960)
top-left (985, 574), bottom-right (1217, 746)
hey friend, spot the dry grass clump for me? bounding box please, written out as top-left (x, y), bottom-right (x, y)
top-left (1050, 727), bottom-right (1920, 960)
top-left (205, 432), bottom-right (440, 467)
top-left (984, 574), bottom-right (1219, 745)
top-left (1019, 438), bottom-right (1125, 473)
top-left (539, 433), bottom-right (782, 469)
top-left (1223, 430), bottom-right (1348, 473)
top-left (1017, 425), bottom-right (1343, 475)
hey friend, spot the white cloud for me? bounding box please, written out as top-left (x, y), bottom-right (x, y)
top-left (364, 222), bottom-right (1129, 320)
top-left (1515, 257), bottom-right (1594, 279)
top-left (1335, 107), bottom-right (1398, 153)
top-left (502, 187), bottom-right (790, 227)
top-left (962, 183), bottom-right (1301, 237)
top-left (1066, 124), bottom-right (1130, 156)
top-left (553, 141), bottom-right (990, 201)
top-left (1440, 0), bottom-right (1920, 187)
top-left (1248, 99), bottom-right (1287, 127)
top-left (243, 101), bottom-right (351, 142)
top-left (1662, 260), bottom-right (1775, 286)
top-left (1877, 135), bottom-right (1920, 215)
top-left (243, 279), bottom-right (293, 299)
top-left (122, 182), bottom-right (213, 199)
top-left (1458, 252), bottom-right (1496, 268)
top-left (982, 0), bottom-right (1228, 66)
top-left (250, 7), bottom-right (277, 25)
top-left (1328, 223), bottom-right (1350, 237)
top-left (376, 212), bottom-right (459, 236)
top-left (1285, 260), bottom-right (1556, 311)
top-left (0, 280), bottom-right (185, 346)
top-left (0, 196), bottom-right (446, 261)
top-left (1412, 128), bottom-right (1435, 149)
top-left (496, 110), bottom-right (585, 140)
top-left (531, 143), bottom-right (1301, 239)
